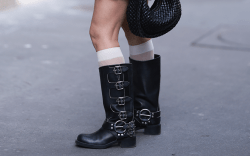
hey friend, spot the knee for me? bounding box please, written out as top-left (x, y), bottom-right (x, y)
top-left (89, 25), bottom-right (102, 43)
top-left (89, 24), bottom-right (112, 45)
top-left (89, 24), bottom-right (119, 51)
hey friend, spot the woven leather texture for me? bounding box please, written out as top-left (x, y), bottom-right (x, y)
top-left (126, 0), bottom-right (182, 38)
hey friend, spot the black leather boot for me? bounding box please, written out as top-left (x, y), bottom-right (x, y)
top-left (75, 64), bottom-right (136, 148)
top-left (129, 54), bottom-right (161, 135)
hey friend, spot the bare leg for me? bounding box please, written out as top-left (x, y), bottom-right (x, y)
top-left (121, 12), bottom-right (154, 61)
top-left (121, 13), bottom-right (151, 46)
top-left (90, 0), bottom-right (129, 52)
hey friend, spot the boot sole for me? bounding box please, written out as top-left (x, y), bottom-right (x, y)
top-left (75, 136), bottom-right (136, 149)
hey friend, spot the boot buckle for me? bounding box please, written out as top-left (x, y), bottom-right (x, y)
top-left (116, 97), bottom-right (125, 105)
top-left (113, 66), bottom-right (122, 75)
top-left (113, 120), bottom-right (135, 137)
top-left (114, 120), bottom-right (126, 134)
top-left (118, 111), bottom-right (127, 120)
top-left (115, 81), bottom-right (124, 90)
top-left (138, 109), bottom-right (152, 123)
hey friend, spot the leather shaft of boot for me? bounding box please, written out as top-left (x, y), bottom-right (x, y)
top-left (129, 54), bottom-right (161, 112)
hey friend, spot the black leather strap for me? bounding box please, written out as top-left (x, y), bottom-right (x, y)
top-left (108, 65), bottom-right (129, 74)
top-left (108, 81), bottom-right (130, 90)
top-left (102, 120), bottom-right (135, 137)
top-left (135, 109), bottom-right (160, 118)
top-left (115, 96), bottom-right (132, 105)
top-left (151, 111), bottom-right (161, 119)
top-left (135, 109), bottom-right (161, 125)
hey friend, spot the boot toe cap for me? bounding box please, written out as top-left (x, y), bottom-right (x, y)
top-left (76, 128), bottom-right (117, 146)
top-left (76, 134), bottom-right (91, 144)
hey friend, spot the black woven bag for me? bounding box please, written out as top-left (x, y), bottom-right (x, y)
top-left (126, 0), bottom-right (182, 38)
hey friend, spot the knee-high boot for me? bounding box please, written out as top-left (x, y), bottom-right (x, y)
top-left (75, 64), bottom-right (136, 148)
top-left (129, 54), bottom-right (161, 135)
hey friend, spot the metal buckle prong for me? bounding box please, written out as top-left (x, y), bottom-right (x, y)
top-left (140, 114), bottom-right (151, 117)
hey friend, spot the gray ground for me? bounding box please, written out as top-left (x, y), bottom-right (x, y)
top-left (0, 0), bottom-right (250, 156)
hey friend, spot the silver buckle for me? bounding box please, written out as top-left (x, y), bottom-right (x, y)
top-left (113, 66), bottom-right (122, 75)
top-left (115, 81), bottom-right (124, 90)
top-left (118, 111), bottom-right (127, 120)
top-left (138, 109), bottom-right (151, 122)
top-left (116, 97), bottom-right (125, 105)
top-left (114, 120), bottom-right (126, 134)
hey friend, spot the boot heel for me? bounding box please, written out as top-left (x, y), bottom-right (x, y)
top-left (120, 136), bottom-right (136, 148)
top-left (144, 124), bottom-right (161, 135)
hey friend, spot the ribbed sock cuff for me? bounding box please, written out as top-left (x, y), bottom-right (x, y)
top-left (97, 47), bottom-right (125, 67)
top-left (129, 39), bottom-right (154, 56)
top-left (97, 47), bottom-right (124, 62)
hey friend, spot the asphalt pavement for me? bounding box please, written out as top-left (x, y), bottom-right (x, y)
top-left (0, 0), bottom-right (250, 156)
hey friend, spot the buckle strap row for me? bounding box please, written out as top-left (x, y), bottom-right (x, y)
top-left (106, 65), bottom-right (134, 136)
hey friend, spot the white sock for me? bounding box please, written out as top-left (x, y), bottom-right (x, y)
top-left (97, 47), bottom-right (125, 67)
top-left (129, 39), bottom-right (154, 61)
